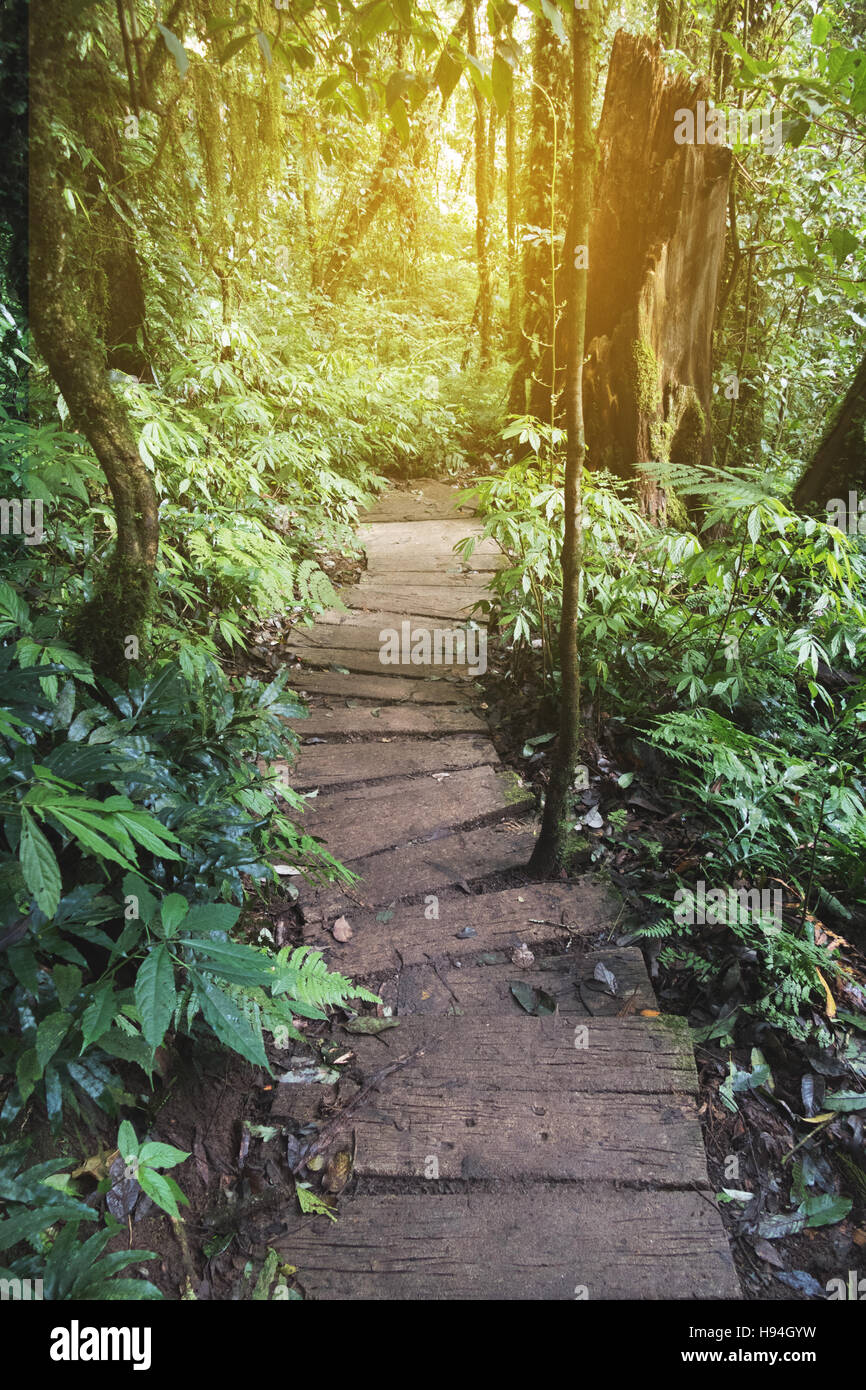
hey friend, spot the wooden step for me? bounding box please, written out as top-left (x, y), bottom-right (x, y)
top-left (279, 734), bottom-right (498, 790)
top-left (317, 607), bottom-right (486, 630)
top-left (287, 644), bottom-right (477, 678)
top-left (288, 617), bottom-right (487, 655)
top-left (302, 881), bottom-right (620, 976)
top-left (339, 1013), bottom-right (711, 1185)
top-left (275, 1186), bottom-right (740, 1300)
top-left (286, 703), bottom-right (487, 738)
top-left (382, 946), bottom-right (656, 1018)
top-left (298, 822), bottom-right (538, 919)
top-left (288, 669), bottom-right (480, 704)
top-left (360, 527), bottom-right (502, 576)
top-left (362, 481), bottom-right (477, 523)
top-left (298, 765), bottom-right (533, 861)
top-left (341, 585), bottom-right (488, 620)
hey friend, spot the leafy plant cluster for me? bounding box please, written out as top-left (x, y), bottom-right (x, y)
top-left (466, 434), bottom-right (866, 1040)
top-left (0, 585), bottom-right (379, 1118)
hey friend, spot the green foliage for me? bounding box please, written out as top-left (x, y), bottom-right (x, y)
top-left (115, 1121), bottom-right (189, 1220)
top-left (0, 1140), bottom-right (162, 1299)
top-left (468, 439), bottom-right (866, 1040)
top-left (0, 603), bottom-right (369, 1126)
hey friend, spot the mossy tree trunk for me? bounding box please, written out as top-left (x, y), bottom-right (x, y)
top-left (529, 1), bottom-right (597, 876)
top-left (793, 350), bottom-right (866, 509)
top-left (582, 32), bottom-right (731, 521)
top-left (30, 0), bottom-right (158, 681)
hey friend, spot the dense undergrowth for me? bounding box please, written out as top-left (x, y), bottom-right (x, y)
top-left (467, 437), bottom-right (866, 1044)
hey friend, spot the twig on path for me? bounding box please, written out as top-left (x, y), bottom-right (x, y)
top-left (291, 1047), bottom-right (424, 1174)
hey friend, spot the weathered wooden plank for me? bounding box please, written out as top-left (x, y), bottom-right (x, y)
top-left (286, 704), bottom-right (487, 738)
top-left (342, 585), bottom-right (489, 620)
top-left (362, 481), bottom-right (477, 523)
top-left (277, 1187), bottom-right (740, 1300)
top-left (386, 947), bottom-right (656, 1018)
top-left (360, 521), bottom-right (502, 573)
top-left (358, 570), bottom-right (489, 588)
top-left (316, 607), bottom-right (486, 631)
top-left (298, 823), bottom-right (538, 918)
top-left (342, 1014), bottom-right (707, 1184)
top-left (288, 618), bottom-right (487, 656)
top-left (280, 735), bottom-right (498, 790)
top-left (287, 644), bottom-right (476, 678)
top-left (301, 881), bottom-right (618, 976)
top-left (287, 669), bottom-right (479, 704)
top-left (297, 766), bottom-right (533, 862)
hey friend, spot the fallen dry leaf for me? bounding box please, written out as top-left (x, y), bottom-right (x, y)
top-left (815, 967), bottom-right (836, 1018)
top-left (332, 916), bottom-right (353, 942)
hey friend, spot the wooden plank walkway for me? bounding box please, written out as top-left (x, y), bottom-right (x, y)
top-left (277, 480), bottom-right (740, 1300)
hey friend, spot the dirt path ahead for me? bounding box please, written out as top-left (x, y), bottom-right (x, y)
top-left (274, 481), bottom-right (739, 1300)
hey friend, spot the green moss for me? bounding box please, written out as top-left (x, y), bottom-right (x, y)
top-left (631, 337), bottom-right (661, 419)
top-left (66, 552), bottom-right (153, 684)
top-left (670, 389), bottom-right (707, 469)
top-left (502, 770), bottom-right (530, 806)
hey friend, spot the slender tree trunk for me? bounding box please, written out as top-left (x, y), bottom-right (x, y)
top-left (30, 0), bottom-right (158, 680)
top-left (529, 2), bottom-right (597, 874)
top-left (465, 1), bottom-right (492, 370)
top-left (506, 94), bottom-right (519, 357)
top-left (507, 13), bottom-right (570, 420)
top-left (321, 129), bottom-right (400, 293)
top-left (658, 0), bottom-right (679, 45)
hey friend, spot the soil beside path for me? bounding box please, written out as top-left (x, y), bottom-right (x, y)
top-left (273, 480), bottom-right (740, 1300)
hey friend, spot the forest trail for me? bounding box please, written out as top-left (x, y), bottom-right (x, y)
top-left (273, 482), bottom-right (740, 1299)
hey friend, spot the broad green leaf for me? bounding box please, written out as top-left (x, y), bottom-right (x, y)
top-left (36, 1012), bottom-right (71, 1070)
top-left (136, 1166), bottom-right (186, 1218)
top-left (190, 971), bottom-right (269, 1068)
top-left (80, 984), bottom-right (116, 1052)
top-left (180, 903), bottom-right (241, 936)
top-left (135, 945), bottom-right (177, 1048)
top-left (491, 50), bottom-right (513, 115)
top-left (539, 0), bottom-right (566, 44)
top-left (137, 1141), bottom-right (190, 1170)
top-left (53, 963), bottom-right (82, 1009)
top-left (117, 1119), bottom-right (139, 1164)
top-left (823, 1090), bottom-right (866, 1112)
top-left (20, 809), bottom-right (61, 917)
top-left (16, 1048), bottom-right (42, 1105)
top-left (160, 894), bottom-right (189, 936)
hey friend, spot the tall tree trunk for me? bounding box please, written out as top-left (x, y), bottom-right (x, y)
top-left (321, 128), bottom-right (402, 294)
top-left (29, 0), bottom-right (158, 681)
top-left (506, 94), bottom-right (520, 357)
top-left (582, 32), bottom-right (731, 521)
top-left (658, 0), bottom-right (679, 46)
top-left (529, 2), bottom-right (598, 875)
top-left (466, 1), bottom-right (492, 370)
top-left (793, 350), bottom-right (866, 509)
top-left (508, 13), bottom-right (570, 420)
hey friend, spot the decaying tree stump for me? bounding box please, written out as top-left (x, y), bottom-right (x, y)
top-left (582, 32), bottom-right (731, 519)
top-left (793, 349), bottom-right (866, 511)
